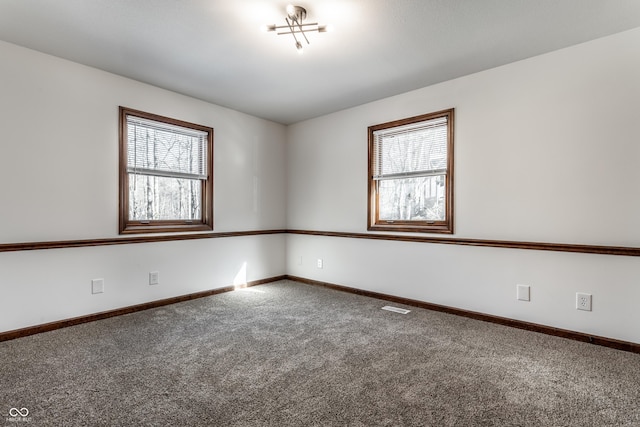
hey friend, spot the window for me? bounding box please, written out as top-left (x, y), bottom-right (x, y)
top-left (368, 109), bottom-right (454, 233)
top-left (119, 107), bottom-right (213, 234)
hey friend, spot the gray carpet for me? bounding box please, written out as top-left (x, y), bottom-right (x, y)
top-left (1, 280), bottom-right (639, 426)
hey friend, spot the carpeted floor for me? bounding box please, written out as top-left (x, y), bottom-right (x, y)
top-left (1, 280), bottom-right (639, 426)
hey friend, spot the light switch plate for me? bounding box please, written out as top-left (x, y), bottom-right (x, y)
top-left (516, 284), bottom-right (530, 301)
top-left (149, 271), bottom-right (160, 285)
top-left (92, 279), bottom-right (104, 294)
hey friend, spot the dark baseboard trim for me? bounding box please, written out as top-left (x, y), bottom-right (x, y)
top-left (286, 275), bottom-right (640, 354)
top-left (4, 273), bottom-right (638, 354)
top-left (287, 229), bottom-right (640, 257)
top-left (0, 229), bottom-right (287, 253)
top-left (0, 275), bottom-right (286, 343)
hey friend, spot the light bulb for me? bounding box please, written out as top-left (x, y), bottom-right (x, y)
top-left (286, 4), bottom-right (296, 18)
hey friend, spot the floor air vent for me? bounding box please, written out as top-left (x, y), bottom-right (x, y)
top-left (381, 306), bottom-right (411, 315)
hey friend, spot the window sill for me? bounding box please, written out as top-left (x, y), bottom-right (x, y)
top-left (368, 223), bottom-right (453, 234)
top-left (120, 222), bottom-right (213, 235)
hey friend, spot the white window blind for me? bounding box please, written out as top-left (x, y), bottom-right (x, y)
top-left (126, 115), bottom-right (208, 180)
top-left (372, 116), bottom-right (448, 180)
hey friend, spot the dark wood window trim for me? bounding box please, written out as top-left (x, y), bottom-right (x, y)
top-left (368, 109), bottom-right (454, 234)
top-left (119, 107), bottom-right (214, 234)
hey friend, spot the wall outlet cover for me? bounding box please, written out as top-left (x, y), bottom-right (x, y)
top-left (576, 293), bottom-right (592, 311)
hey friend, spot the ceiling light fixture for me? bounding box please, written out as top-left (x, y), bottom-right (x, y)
top-left (263, 4), bottom-right (330, 54)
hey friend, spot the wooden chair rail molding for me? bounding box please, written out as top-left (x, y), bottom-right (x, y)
top-left (287, 230), bottom-right (640, 257)
top-left (0, 230), bottom-right (287, 252)
top-left (2, 229), bottom-right (640, 257)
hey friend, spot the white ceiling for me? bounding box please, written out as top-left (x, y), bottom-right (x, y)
top-left (1, 0), bottom-right (640, 125)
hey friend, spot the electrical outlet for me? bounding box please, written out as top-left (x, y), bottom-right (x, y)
top-left (516, 284), bottom-right (530, 301)
top-left (317, 259), bottom-right (323, 269)
top-left (149, 271), bottom-right (160, 285)
top-left (576, 293), bottom-right (592, 311)
top-left (91, 278), bottom-right (104, 294)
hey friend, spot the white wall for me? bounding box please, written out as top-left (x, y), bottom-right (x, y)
top-left (286, 28), bottom-right (640, 344)
top-left (0, 40), bottom-right (287, 332)
top-left (1, 236), bottom-right (285, 332)
top-left (3, 28), bottom-right (640, 344)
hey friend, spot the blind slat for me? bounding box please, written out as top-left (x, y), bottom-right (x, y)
top-left (126, 167), bottom-right (207, 181)
top-left (373, 169), bottom-right (447, 180)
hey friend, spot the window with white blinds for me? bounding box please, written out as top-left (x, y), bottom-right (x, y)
top-left (126, 116), bottom-right (209, 180)
top-left (372, 117), bottom-right (448, 180)
top-left (119, 107), bottom-right (213, 234)
top-left (368, 109), bottom-right (454, 234)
